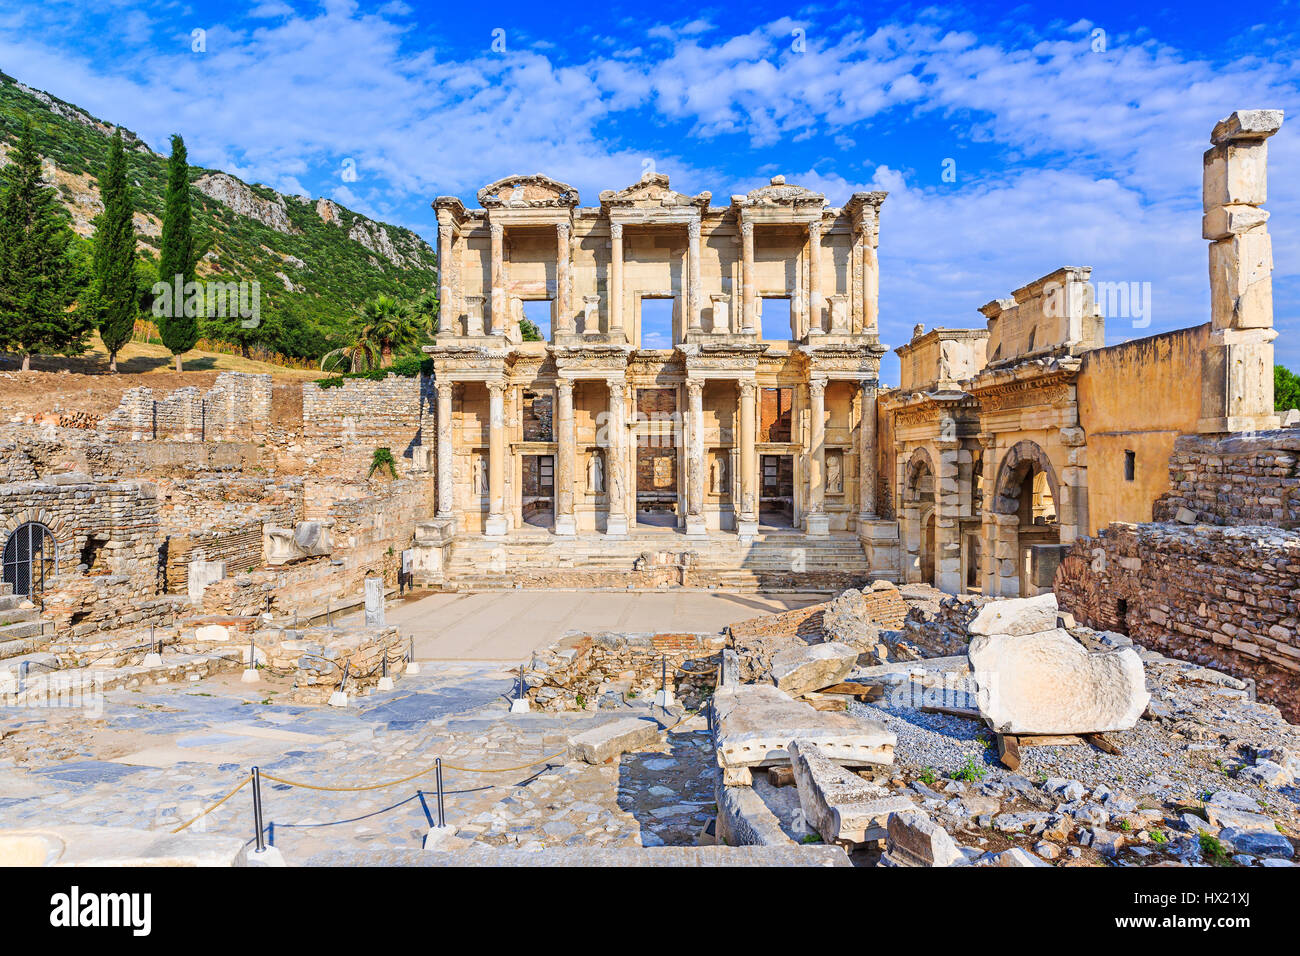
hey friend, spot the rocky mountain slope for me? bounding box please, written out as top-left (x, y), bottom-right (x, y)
top-left (0, 70), bottom-right (439, 360)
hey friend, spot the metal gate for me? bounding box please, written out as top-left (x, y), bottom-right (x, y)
top-left (2, 522), bottom-right (57, 599)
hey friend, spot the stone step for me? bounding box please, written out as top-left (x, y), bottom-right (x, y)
top-left (0, 634), bottom-right (47, 661)
top-left (0, 619), bottom-right (44, 643)
top-left (0, 608), bottom-right (39, 626)
top-left (0, 594), bottom-right (28, 613)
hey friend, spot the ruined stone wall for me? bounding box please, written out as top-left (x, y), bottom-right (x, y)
top-left (1153, 429), bottom-right (1300, 528)
top-left (301, 374), bottom-right (427, 476)
top-left (1055, 522), bottom-right (1300, 720)
top-left (1077, 323), bottom-right (1211, 532)
top-left (100, 373), bottom-right (274, 441)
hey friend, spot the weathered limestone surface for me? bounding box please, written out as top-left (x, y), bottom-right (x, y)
top-left (969, 592), bottom-right (1059, 637)
top-left (712, 683), bottom-right (895, 780)
top-left (878, 810), bottom-right (965, 867)
top-left (769, 641), bottom-right (858, 697)
top-left (969, 626), bottom-right (1149, 734)
top-left (789, 739), bottom-right (914, 845)
top-left (0, 825), bottom-right (248, 867)
top-left (714, 779), bottom-right (797, 846)
top-left (567, 717), bottom-right (662, 764)
top-left (263, 521), bottom-right (332, 565)
top-left (308, 845), bottom-right (852, 866)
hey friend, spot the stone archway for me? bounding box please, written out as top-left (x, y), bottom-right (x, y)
top-left (900, 448), bottom-right (936, 585)
top-left (989, 440), bottom-right (1062, 597)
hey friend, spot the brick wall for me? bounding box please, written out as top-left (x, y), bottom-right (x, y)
top-left (302, 374), bottom-right (426, 475)
top-left (100, 373), bottom-right (274, 441)
top-left (1056, 522), bottom-right (1300, 720)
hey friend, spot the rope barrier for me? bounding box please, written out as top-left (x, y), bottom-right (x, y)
top-left (171, 775), bottom-right (252, 833)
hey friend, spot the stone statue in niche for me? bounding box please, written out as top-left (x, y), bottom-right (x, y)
top-left (826, 451), bottom-right (843, 494)
top-left (710, 455), bottom-right (727, 494)
top-left (475, 456), bottom-right (489, 496)
top-left (588, 450), bottom-right (605, 493)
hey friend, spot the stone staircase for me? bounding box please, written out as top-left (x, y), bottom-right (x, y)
top-left (0, 586), bottom-right (56, 676)
top-left (440, 530), bottom-right (874, 592)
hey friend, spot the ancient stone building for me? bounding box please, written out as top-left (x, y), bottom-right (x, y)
top-left (878, 109), bottom-right (1287, 599)
top-left (424, 172), bottom-right (895, 573)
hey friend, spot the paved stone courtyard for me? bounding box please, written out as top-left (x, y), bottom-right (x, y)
top-left (0, 598), bottom-right (743, 861)
top-left (352, 590), bottom-right (824, 660)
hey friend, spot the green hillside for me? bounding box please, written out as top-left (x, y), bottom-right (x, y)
top-left (0, 70), bottom-right (439, 361)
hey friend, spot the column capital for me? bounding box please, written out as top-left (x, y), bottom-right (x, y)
top-left (685, 377), bottom-right (704, 397)
top-left (610, 221), bottom-right (623, 240)
top-left (737, 379), bottom-right (757, 399)
top-left (489, 221), bottom-right (504, 238)
top-left (808, 376), bottom-right (827, 398)
top-left (741, 220), bottom-right (754, 240)
top-left (557, 220), bottom-right (571, 239)
top-left (808, 218), bottom-right (822, 239)
top-left (687, 218), bottom-right (701, 239)
top-left (486, 380), bottom-right (507, 395)
top-left (556, 377), bottom-right (574, 395)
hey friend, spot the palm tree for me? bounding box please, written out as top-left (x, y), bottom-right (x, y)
top-left (320, 324), bottom-right (380, 373)
top-left (362, 294), bottom-right (429, 366)
top-left (411, 289), bottom-right (439, 338)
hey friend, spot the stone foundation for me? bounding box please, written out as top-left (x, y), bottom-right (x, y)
top-left (1055, 522), bottom-right (1300, 720)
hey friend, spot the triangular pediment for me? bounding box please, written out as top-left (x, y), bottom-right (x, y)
top-left (599, 172), bottom-right (710, 209)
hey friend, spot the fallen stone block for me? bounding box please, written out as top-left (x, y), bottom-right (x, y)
top-left (1220, 828), bottom-right (1294, 859)
top-left (879, 810), bottom-right (966, 867)
top-left (567, 717), bottom-right (662, 764)
top-left (969, 592), bottom-right (1059, 637)
top-left (789, 739), bottom-right (913, 846)
top-left (1204, 804), bottom-right (1278, 833)
top-left (993, 847), bottom-right (1052, 867)
top-left (713, 683), bottom-right (895, 785)
top-left (715, 778), bottom-right (797, 847)
top-left (969, 627), bottom-right (1149, 734)
top-left (769, 642), bottom-right (858, 698)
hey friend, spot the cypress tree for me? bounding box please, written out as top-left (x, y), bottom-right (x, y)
top-left (0, 121), bottom-right (90, 370)
top-left (158, 133), bottom-right (197, 372)
top-left (91, 129), bottom-right (137, 373)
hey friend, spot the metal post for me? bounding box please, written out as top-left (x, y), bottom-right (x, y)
top-left (434, 757), bottom-right (446, 828)
top-left (661, 655), bottom-right (667, 693)
top-left (518, 663), bottom-right (525, 699)
top-left (326, 598), bottom-right (333, 627)
top-left (251, 766), bottom-right (266, 853)
top-left (382, 651), bottom-right (389, 679)
top-left (150, 625), bottom-right (156, 655)
top-left (408, 634), bottom-right (415, 664)
top-left (248, 635), bottom-right (255, 670)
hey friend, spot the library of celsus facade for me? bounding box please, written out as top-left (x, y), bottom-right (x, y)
top-left (425, 172), bottom-right (895, 571)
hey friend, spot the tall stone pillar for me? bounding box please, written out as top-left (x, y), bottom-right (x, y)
top-left (740, 221), bottom-right (756, 334)
top-left (935, 435), bottom-right (962, 594)
top-left (555, 221), bottom-right (572, 337)
top-left (862, 243), bottom-right (879, 335)
top-left (605, 380), bottom-right (629, 536)
top-left (737, 380), bottom-right (758, 537)
top-left (489, 222), bottom-right (505, 337)
top-left (806, 377), bottom-right (829, 535)
top-left (685, 378), bottom-right (706, 537)
top-left (435, 381), bottom-right (455, 519)
top-left (554, 379), bottom-right (576, 536)
top-left (438, 224), bottom-right (455, 336)
top-left (807, 220), bottom-right (824, 336)
top-left (1198, 109), bottom-right (1284, 433)
top-left (687, 219), bottom-right (702, 333)
top-left (485, 382), bottom-right (508, 535)
top-left (609, 222), bottom-right (624, 337)
top-left (857, 380), bottom-right (878, 521)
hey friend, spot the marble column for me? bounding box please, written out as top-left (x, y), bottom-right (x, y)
top-left (554, 380), bottom-right (576, 535)
top-left (605, 380), bottom-right (629, 536)
top-left (485, 381), bottom-right (508, 535)
top-left (438, 224), bottom-right (455, 336)
top-left (489, 222), bottom-right (505, 337)
top-left (808, 220), bottom-right (824, 336)
top-left (687, 219), bottom-right (702, 333)
top-left (862, 242), bottom-right (879, 335)
top-left (740, 220), bottom-right (756, 334)
top-left (806, 377), bottom-right (829, 535)
top-left (685, 378), bottom-right (706, 537)
top-left (737, 380), bottom-right (758, 537)
top-left (435, 380), bottom-right (455, 519)
top-left (555, 221), bottom-right (572, 336)
top-left (609, 222), bottom-right (624, 337)
top-left (857, 380), bottom-right (879, 523)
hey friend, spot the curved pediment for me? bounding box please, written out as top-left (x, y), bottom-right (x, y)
top-left (477, 174), bottom-right (579, 209)
top-left (599, 171), bottom-right (710, 209)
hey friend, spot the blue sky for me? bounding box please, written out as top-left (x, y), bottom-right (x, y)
top-left (1, 0), bottom-right (1298, 381)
